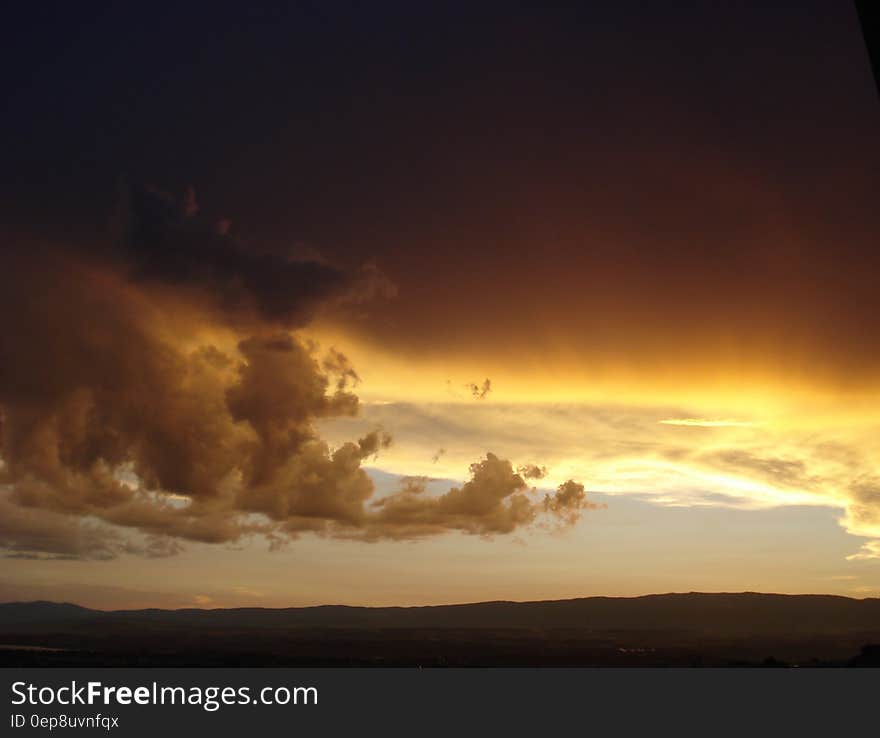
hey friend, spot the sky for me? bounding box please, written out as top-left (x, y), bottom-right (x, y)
top-left (1, 1), bottom-right (879, 609)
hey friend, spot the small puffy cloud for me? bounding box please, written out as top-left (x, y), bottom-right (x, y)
top-left (518, 464), bottom-right (548, 480)
top-left (543, 479), bottom-right (602, 525)
top-left (321, 347), bottom-right (361, 392)
top-left (366, 453), bottom-right (597, 540)
top-left (465, 379), bottom-right (492, 400)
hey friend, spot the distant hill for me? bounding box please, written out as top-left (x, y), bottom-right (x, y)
top-left (0, 601), bottom-right (98, 624)
top-left (4, 593), bottom-right (880, 666)
top-left (3, 592), bottom-right (880, 636)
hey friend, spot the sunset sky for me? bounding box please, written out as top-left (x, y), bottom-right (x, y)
top-left (1, 1), bottom-right (879, 609)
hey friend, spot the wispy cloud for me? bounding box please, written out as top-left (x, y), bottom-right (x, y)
top-left (659, 418), bottom-right (756, 428)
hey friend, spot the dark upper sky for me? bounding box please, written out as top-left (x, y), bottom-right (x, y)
top-left (3, 1), bottom-right (878, 381)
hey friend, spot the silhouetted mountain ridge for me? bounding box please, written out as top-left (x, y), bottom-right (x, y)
top-left (3, 592), bottom-right (879, 635)
top-left (0, 601), bottom-right (96, 623)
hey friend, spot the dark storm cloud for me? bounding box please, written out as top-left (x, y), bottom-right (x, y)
top-left (0, 239), bottom-right (389, 553)
top-left (2, 2), bottom-right (876, 385)
top-left (116, 184), bottom-right (380, 327)
top-left (0, 195), bottom-right (592, 557)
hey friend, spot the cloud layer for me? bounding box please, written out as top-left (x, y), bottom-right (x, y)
top-left (319, 399), bottom-right (880, 559)
top-left (0, 187), bottom-right (593, 558)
